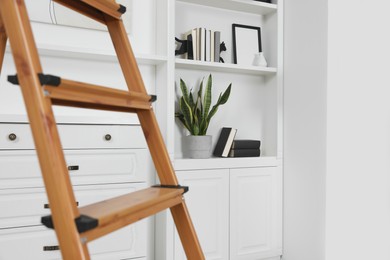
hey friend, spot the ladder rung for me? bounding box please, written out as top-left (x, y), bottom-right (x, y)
top-left (79, 187), bottom-right (185, 242)
top-left (45, 78), bottom-right (155, 112)
top-left (81, 0), bottom-right (125, 19)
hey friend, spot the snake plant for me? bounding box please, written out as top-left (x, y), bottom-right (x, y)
top-left (176, 75), bottom-right (232, 136)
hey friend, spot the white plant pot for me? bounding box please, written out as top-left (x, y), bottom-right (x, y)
top-left (183, 135), bottom-right (212, 159)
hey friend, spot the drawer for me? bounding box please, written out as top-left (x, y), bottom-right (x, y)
top-left (0, 183), bottom-right (147, 229)
top-left (0, 123), bottom-right (146, 150)
top-left (0, 224), bottom-right (147, 260)
top-left (0, 149), bottom-right (152, 189)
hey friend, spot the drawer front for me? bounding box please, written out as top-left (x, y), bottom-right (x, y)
top-left (0, 123), bottom-right (146, 150)
top-left (0, 149), bottom-right (151, 189)
top-left (0, 224), bottom-right (147, 260)
top-left (0, 183), bottom-right (147, 229)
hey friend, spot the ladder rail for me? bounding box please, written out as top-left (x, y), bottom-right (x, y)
top-left (0, 15), bottom-right (7, 73)
top-left (0, 1), bottom-right (88, 259)
top-left (105, 15), bottom-right (206, 260)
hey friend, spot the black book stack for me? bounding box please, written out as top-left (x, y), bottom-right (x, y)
top-left (228, 140), bottom-right (261, 157)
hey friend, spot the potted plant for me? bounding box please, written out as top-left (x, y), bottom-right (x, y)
top-left (176, 74), bottom-right (232, 158)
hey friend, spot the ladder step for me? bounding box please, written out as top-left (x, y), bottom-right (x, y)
top-left (42, 187), bottom-right (186, 242)
top-left (8, 74), bottom-right (156, 112)
top-left (47, 78), bottom-right (156, 112)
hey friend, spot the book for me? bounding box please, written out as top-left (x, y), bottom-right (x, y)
top-left (205, 29), bottom-right (211, 62)
top-left (196, 28), bottom-right (201, 60)
top-left (213, 127), bottom-right (237, 157)
top-left (192, 28), bottom-right (198, 60)
top-left (200, 28), bottom-right (206, 61)
top-left (210, 30), bottom-right (215, 62)
top-left (231, 140), bottom-right (261, 149)
top-left (214, 31), bottom-right (220, 62)
top-left (186, 33), bottom-right (193, 60)
top-left (228, 149), bottom-right (260, 157)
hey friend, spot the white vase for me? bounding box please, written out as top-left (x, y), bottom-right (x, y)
top-left (253, 52), bottom-right (268, 67)
top-left (183, 135), bottom-right (212, 159)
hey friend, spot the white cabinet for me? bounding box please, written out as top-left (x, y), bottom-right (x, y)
top-left (230, 167), bottom-right (282, 260)
top-left (174, 169), bottom-right (229, 260)
top-left (173, 166), bottom-right (282, 260)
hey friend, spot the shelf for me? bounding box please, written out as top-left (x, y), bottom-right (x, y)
top-left (176, 0), bottom-right (277, 15)
top-left (175, 59), bottom-right (277, 76)
top-left (5, 45), bottom-right (168, 65)
top-left (173, 156), bottom-right (279, 171)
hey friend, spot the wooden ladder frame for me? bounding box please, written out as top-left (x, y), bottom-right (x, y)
top-left (0, 1), bottom-right (204, 259)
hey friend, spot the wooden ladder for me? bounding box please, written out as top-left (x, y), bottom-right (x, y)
top-left (0, 0), bottom-right (204, 259)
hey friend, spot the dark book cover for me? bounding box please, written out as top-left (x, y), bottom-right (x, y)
top-left (187, 34), bottom-right (193, 60)
top-left (231, 139), bottom-right (261, 149)
top-left (213, 127), bottom-right (237, 157)
top-left (228, 148), bottom-right (260, 157)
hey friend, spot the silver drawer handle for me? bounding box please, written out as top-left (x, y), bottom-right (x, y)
top-left (104, 134), bottom-right (112, 141)
top-left (8, 133), bottom-right (17, 141)
top-left (43, 245), bottom-right (60, 251)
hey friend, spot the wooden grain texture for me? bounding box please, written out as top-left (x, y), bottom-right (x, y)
top-left (81, 0), bottom-right (122, 19)
top-left (53, 0), bottom-right (106, 24)
top-left (46, 78), bottom-right (153, 111)
top-left (105, 15), bottom-right (205, 260)
top-left (0, 14), bottom-right (7, 73)
top-left (0, 1), bottom-right (89, 259)
top-left (80, 188), bottom-right (184, 242)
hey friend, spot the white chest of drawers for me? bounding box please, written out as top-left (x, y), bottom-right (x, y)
top-left (0, 122), bottom-right (151, 260)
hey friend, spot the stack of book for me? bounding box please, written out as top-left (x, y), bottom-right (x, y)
top-left (228, 139), bottom-right (261, 157)
top-left (185, 28), bottom-right (221, 62)
top-left (213, 128), bottom-right (261, 158)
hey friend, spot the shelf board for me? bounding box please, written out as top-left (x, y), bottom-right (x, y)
top-left (175, 58), bottom-right (277, 76)
top-left (173, 156), bottom-right (278, 171)
top-left (5, 45), bottom-right (168, 65)
top-left (176, 0), bottom-right (277, 15)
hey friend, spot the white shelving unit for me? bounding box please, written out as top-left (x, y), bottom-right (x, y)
top-left (156, 0), bottom-right (284, 259)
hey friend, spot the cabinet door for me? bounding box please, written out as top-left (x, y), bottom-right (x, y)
top-left (174, 169), bottom-right (229, 260)
top-left (230, 167), bottom-right (282, 260)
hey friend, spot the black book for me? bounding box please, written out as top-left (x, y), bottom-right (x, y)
top-left (213, 128), bottom-right (237, 157)
top-left (187, 34), bottom-right (193, 60)
top-left (231, 139), bottom-right (261, 149)
top-left (228, 148), bottom-right (260, 157)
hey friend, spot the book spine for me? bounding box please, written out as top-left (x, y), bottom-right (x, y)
top-left (231, 140), bottom-right (261, 149)
top-left (187, 34), bottom-right (193, 60)
top-left (210, 30), bottom-right (215, 62)
top-left (192, 28), bottom-right (197, 61)
top-left (196, 28), bottom-right (201, 60)
top-left (200, 28), bottom-right (206, 61)
top-left (214, 31), bottom-right (220, 62)
top-left (206, 30), bottom-right (211, 62)
top-left (228, 149), bottom-right (260, 157)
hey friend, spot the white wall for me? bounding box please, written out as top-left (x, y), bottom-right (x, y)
top-left (326, 1), bottom-right (390, 259)
top-left (283, 0), bottom-right (327, 259)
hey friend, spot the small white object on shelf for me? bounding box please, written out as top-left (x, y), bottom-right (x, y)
top-left (253, 52), bottom-right (268, 67)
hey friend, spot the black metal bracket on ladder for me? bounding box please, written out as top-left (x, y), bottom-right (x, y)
top-left (41, 214), bottom-right (98, 233)
top-left (7, 73), bottom-right (61, 86)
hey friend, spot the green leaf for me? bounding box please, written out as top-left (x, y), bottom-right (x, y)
top-left (180, 79), bottom-right (190, 103)
top-left (219, 84), bottom-right (232, 105)
top-left (202, 75), bottom-right (212, 120)
top-left (180, 97), bottom-right (193, 134)
top-left (189, 91), bottom-right (195, 108)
